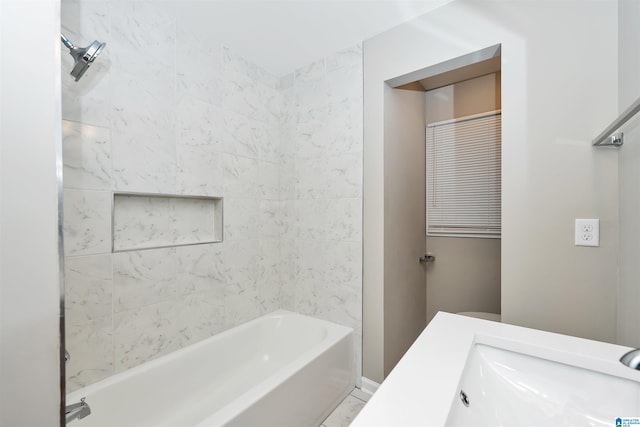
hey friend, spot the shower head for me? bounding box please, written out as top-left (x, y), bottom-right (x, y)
top-left (60, 33), bottom-right (106, 82)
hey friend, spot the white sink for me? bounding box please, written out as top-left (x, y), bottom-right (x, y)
top-left (350, 313), bottom-right (640, 427)
top-left (446, 336), bottom-right (640, 426)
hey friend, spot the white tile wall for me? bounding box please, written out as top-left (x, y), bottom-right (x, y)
top-left (112, 248), bottom-right (179, 312)
top-left (65, 254), bottom-right (112, 325)
top-left (63, 189), bottom-right (112, 256)
top-left (280, 46), bottom-right (363, 335)
top-left (62, 121), bottom-right (112, 190)
top-left (176, 244), bottom-right (226, 293)
top-left (112, 300), bottom-right (182, 371)
top-left (66, 317), bottom-right (113, 388)
top-left (111, 130), bottom-right (177, 193)
top-left (112, 195), bottom-right (220, 251)
top-left (62, 0), bottom-right (362, 393)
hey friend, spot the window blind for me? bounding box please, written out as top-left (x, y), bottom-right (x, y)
top-left (426, 110), bottom-right (501, 237)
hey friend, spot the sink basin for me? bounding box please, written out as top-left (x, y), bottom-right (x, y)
top-left (446, 336), bottom-right (640, 426)
top-left (350, 313), bottom-right (640, 427)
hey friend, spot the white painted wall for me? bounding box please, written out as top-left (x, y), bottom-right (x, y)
top-left (0, 0), bottom-right (62, 425)
top-left (617, 0), bottom-right (640, 347)
top-left (168, 0), bottom-right (452, 76)
top-left (364, 0), bottom-right (618, 382)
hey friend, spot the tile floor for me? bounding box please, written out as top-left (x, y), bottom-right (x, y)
top-left (321, 390), bottom-right (368, 427)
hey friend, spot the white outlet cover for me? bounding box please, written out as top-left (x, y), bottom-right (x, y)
top-left (575, 219), bottom-right (599, 247)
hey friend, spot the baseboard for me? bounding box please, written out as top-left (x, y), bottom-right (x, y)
top-left (351, 377), bottom-right (380, 402)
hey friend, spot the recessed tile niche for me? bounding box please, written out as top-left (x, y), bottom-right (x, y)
top-left (112, 193), bottom-right (223, 252)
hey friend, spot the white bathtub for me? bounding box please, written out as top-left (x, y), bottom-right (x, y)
top-left (67, 310), bottom-right (355, 427)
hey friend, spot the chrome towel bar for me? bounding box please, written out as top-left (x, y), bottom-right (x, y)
top-left (593, 96), bottom-right (640, 147)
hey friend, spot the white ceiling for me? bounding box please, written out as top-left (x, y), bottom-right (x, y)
top-left (171, 0), bottom-right (453, 76)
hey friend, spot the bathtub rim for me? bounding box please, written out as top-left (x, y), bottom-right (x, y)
top-left (67, 309), bottom-right (355, 417)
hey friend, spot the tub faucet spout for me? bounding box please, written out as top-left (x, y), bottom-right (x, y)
top-left (65, 397), bottom-right (91, 424)
top-left (620, 349), bottom-right (640, 370)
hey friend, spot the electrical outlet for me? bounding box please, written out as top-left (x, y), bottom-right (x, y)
top-left (575, 219), bottom-right (599, 247)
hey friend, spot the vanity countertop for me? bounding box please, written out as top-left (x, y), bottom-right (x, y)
top-left (350, 312), bottom-right (638, 427)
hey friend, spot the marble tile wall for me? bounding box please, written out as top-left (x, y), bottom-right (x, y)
top-left (62, 0), bottom-right (282, 391)
top-left (279, 46), bottom-right (364, 378)
top-left (62, 0), bottom-right (363, 393)
top-left (112, 195), bottom-right (222, 251)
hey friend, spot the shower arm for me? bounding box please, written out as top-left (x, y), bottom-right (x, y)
top-left (60, 33), bottom-right (75, 50)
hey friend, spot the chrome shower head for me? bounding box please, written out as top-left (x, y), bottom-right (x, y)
top-left (60, 33), bottom-right (106, 82)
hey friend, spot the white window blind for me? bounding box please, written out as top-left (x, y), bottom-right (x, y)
top-left (426, 110), bottom-right (501, 237)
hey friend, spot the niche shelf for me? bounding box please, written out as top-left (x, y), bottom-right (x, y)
top-left (112, 192), bottom-right (223, 252)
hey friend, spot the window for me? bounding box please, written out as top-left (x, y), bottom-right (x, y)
top-left (426, 111), bottom-right (501, 237)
